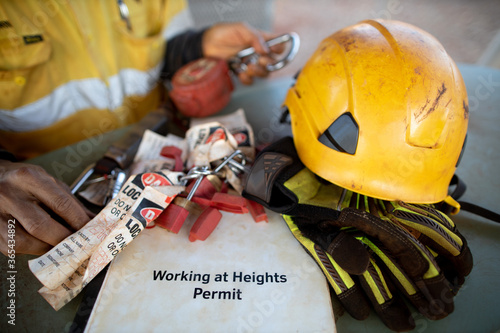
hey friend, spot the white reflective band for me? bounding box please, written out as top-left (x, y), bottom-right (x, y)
top-left (0, 65), bottom-right (162, 132)
top-left (0, 7), bottom-right (195, 133)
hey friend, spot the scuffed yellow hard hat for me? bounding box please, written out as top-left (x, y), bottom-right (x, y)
top-left (285, 20), bottom-right (468, 203)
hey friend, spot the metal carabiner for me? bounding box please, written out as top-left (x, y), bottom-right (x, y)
top-left (183, 150), bottom-right (246, 200)
top-left (229, 32), bottom-right (300, 73)
top-left (70, 163), bottom-right (96, 194)
top-left (71, 163), bottom-right (127, 205)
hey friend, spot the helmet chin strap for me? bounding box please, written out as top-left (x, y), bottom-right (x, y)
top-left (440, 174), bottom-right (500, 222)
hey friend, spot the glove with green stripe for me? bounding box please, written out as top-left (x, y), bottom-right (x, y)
top-left (243, 137), bottom-right (472, 332)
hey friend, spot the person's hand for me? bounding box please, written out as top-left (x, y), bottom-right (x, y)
top-left (0, 160), bottom-right (92, 256)
top-left (202, 22), bottom-right (282, 85)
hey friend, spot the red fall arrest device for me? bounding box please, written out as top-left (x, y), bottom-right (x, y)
top-left (169, 33), bottom-right (300, 118)
top-left (169, 58), bottom-right (234, 118)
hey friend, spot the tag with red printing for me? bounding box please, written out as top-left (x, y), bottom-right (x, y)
top-left (190, 108), bottom-right (255, 161)
top-left (28, 170), bottom-right (184, 310)
top-left (185, 121), bottom-right (239, 168)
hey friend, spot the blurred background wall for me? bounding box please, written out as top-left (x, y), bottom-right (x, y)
top-left (188, 0), bottom-right (500, 78)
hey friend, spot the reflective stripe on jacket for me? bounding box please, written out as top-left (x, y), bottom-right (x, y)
top-left (0, 0), bottom-right (191, 159)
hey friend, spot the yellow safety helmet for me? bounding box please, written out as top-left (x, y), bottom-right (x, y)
top-left (284, 19), bottom-right (469, 203)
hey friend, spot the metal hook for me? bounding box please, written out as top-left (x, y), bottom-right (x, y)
top-left (184, 150), bottom-right (246, 200)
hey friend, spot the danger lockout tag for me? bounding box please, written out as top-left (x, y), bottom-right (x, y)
top-left (28, 170), bottom-right (184, 310)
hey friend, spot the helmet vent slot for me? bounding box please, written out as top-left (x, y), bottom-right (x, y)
top-left (318, 112), bottom-right (359, 155)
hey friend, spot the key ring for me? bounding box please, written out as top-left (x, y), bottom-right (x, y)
top-left (229, 32), bottom-right (300, 74)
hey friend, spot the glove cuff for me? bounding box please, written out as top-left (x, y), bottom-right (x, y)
top-left (242, 136), bottom-right (304, 213)
top-left (243, 137), bottom-right (342, 221)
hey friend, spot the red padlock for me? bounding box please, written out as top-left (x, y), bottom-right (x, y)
top-left (160, 146), bottom-right (184, 172)
top-left (155, 197), bottom-right (202, 234)
top-left (185, 175), bottom-right (221, 199)
top-left (169, 58), bottom-right (233, 118)
top-left (189, 207), bottom-right (223, 242)
top-left (210, 192), bottom-right (249, 214)
top-left (155, 203), bottom-right (189, 234)
top-left (246, 199), bottom-right (268, 223)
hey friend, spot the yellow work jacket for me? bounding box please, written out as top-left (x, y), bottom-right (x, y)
top-left (0, 0), bottom-right (191, 159)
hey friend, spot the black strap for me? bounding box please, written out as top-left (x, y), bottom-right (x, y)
top-left (448, 174), bottom-right (500, 223)
top-left (0, 149), bottom-right (17, 162)
top-left (160, 29), bottom-right (206, 81)
top-left (458, 201), bottom-right (500, 223)
top-left (449, 174), bottom-right (467, 200)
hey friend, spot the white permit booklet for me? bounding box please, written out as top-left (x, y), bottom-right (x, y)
top-left (84, 209), bottom-right (336, 333)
